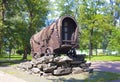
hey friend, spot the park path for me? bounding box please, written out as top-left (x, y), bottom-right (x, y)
top-left (0, 71), bottom-right (27, 82)
top-left (90, 61), bottom-right (120, 82)
top-left (90, 61), bottom-right (120, 73)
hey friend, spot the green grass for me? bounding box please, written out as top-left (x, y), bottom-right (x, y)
top-left (86, 55), bottom-right (120, 61)
top-left (1, 54), bottom-right (120, 62)
top-left (0, 54), bottom-right (120, 65)
top-left (0, 54), bottom-right (32, 60)
top-left (0, 54), bottom-right (32, 66)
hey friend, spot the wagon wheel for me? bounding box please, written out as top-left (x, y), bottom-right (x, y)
top-left (72, 48), bottom-right (76, 56)
top-left (67, 48), bottom-right (76, 57)
top-left (45, 47), bottom-right (53, 56)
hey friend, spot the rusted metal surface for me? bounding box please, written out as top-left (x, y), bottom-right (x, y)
top-left (19, 18), bottom-right (93, 76)
top-left (30, 15), bottom-right (79, 58)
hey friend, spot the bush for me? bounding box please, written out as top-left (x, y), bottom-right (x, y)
top-left (16, 50), bottom-right (24, 55)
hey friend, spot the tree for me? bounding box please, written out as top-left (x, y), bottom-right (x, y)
top-left (0, 0), bottom-right (3, 55)
top-left (20, 0), bottom-right (49, 59)
top-left (78, 0), bottom-right (113, 57)
top-left (106, 0), bottom-right (120, 55)
top-left (47, 0), bottom-right (80, 22)
top-left (107, 28), bottom-right (120, 54)
top-left (1, 0), bottom-right (49, 59)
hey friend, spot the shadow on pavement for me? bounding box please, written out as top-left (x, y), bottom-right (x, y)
top-left (91, 61), bottom-right (120, 73)
top-left (48, 71), bottom-right (120, 82)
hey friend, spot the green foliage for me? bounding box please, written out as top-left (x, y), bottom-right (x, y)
top-left (107, 28), bottom-right (120, 53)
top-left (48, 0), bottom-right (79, 19)
top-left (0, 0), bottom-right (49, 59)
top-left (16, 50), bottom-right (24, 55)
top-left (0, 0), bottom-right (120, 58)
top-left (78, 0), bottom-right (114, 55)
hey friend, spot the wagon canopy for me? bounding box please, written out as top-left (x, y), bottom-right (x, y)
top-left (30, 15), bottom-right (79, 57)
top-left (57, 15), bottom-right (78, 46)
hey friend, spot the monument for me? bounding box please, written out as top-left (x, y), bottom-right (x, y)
top-left (18, 15), bottom-right (93, 76)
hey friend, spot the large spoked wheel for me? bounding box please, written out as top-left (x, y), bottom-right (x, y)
top-left (45, 47), bottom-right (53, 56)
top-left (67, 48), bottom-right (76, 57)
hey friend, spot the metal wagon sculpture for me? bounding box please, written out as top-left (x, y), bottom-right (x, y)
top-left (22, 15), bottom-right (93, 76)
top-left (30, 15), bottom-right (79, 58)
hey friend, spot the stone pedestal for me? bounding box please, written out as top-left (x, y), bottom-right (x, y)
top-left (18, 55), bottom-right (93, 76)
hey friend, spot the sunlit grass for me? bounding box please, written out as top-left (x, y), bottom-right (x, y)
top-left (1, 54), bottom-right (120, 62)
top-left (86, 55), bottom-right (120, 61)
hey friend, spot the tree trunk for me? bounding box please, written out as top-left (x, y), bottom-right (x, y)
top-left (95, 44), bottom-right (98, 56)
top-left (0, 46), bottom-right (2, 55)
top-left (2, 0), bottom-right (6, 21)
top-left (89, 40), bottom-right (92, 60)
top-left (89, 28), bottom-right (93, 60)
top-left (0, 0), bottom-right (6, 55)
top-left (8, 49), bottom-right (11, 60)
top-left (22, 48), bottom-right (27, 60)
top-left (22, 11), bottom-right (33, 60)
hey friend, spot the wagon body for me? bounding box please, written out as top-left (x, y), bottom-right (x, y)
top-left (30, 15), bottom-right (79, 58)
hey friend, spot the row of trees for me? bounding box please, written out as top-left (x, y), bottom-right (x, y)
top-left (0, 0), bottom-right (120, 59)
top-left (79, 0), bottom-right (120, 56)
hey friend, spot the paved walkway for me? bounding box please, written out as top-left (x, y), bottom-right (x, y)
top-left (0, 71), bottom-right (27, 82)
top-left (91, 61), bottom-right (120, 73)
top-left (91, 61), bottom-right (120, 82)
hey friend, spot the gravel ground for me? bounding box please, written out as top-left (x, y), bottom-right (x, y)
top-left (0, 65), bottom-right (52, 82)
top-left (0, 71), bottom-right (27, 82)
top-left (0, 65), bottom-right (89, 82)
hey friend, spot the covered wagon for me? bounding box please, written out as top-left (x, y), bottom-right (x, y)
top-left (18, 15), bottom-right (93, 76)
top-left (30, 15), bottom-right (79, 58)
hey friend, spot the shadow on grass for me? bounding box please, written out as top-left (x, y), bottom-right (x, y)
top-left (2, 56), bottom-right (22, 59)
top-left (0, 59), bottom-right (30, 67)
top-left (0, 54), bottom-right (32, 67)
top-left (48, 71), bottom-right (120, 82)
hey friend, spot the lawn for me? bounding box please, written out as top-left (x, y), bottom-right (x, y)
top-left (1, 54), bottom-right (120, 61)
top-left (0, 54), bottom-right (32, 66)
top-left (0, 54), bottom-right (120, 66)
top-left (0, 54), bottom-right (32, 60)
top-left (86, 55), bottom-right (120, 61)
